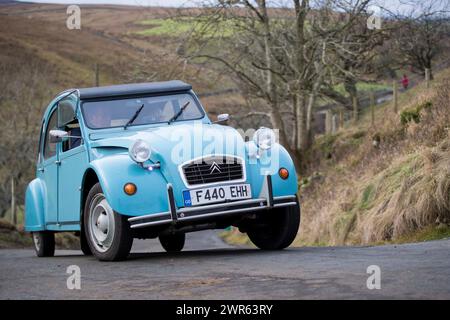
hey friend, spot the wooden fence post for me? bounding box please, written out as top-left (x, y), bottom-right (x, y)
top-left (332, 114), bottom-right (337, 133)
top-left (425, 68), bottom-right (430, 88)
top-left (325, 110), bottom-right (332, 134)
top-left (370, 91), bottom-right (375, 127)
top-left (11, 177), bottom-right (16, 226)
top-left (393, 80), bottom-right (398, 114)
top-left (94, 63), bottom-right (99, 87)
top-left (352, 96), bottom-right (358, 123)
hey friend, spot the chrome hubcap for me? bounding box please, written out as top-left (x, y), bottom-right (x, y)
top-left (88, 194), bottom-right (115, 253)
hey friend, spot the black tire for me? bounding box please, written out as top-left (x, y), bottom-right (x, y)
top-left (247, 198), bottom-right (300, 250)
top-left (159, 233), bottom-right (185, 252)
top-left (32, 231), bottom-right (55, 257)
top-left (80, 227), bottom-right (92, 256)
top-left (84, 182), bottom-right (133, 261)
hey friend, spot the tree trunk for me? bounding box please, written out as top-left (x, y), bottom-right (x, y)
top-left (293, 0), bottom-right (312, 155)
top-left (306, 59), bottom-right (325, 148)
top-left (296, 94), bottom-right (310, 151)
top-left (269, 105), bottom-right (301, 170)
top-left (293, 94), bottom-right (298, 149)
top-left (352, 95), bottom-right (359, 122)
top-left (425, 60), bottom-right (433, 80)
top-left (11, 177), bottom-right (16, 226)
top-left (259, 0), bottom-right (302, 169)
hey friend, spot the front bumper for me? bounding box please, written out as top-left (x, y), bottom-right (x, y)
top-left (128, 175), bottom-right (297, 229)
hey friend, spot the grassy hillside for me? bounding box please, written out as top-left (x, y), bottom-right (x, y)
top-left (135, 17), bottom-right (240, 37)
top-left (297, 68), bottom-right (450, 246)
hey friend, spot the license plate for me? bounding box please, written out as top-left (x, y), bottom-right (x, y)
top-left (182, 184), bottom-right (252, 207)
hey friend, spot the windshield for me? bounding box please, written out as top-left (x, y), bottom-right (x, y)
top-left (81, 93), bottom-right (204, 129)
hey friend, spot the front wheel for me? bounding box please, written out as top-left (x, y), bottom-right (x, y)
top-left (84, 183), bottom-right (133, 261)
top-left (32, 231), bottom-right (55, 257)
top-left (247, 199), bottom-right (300, 250)
top-left (159, 233), bottom-right (185, 252)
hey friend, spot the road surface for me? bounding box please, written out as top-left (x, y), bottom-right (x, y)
top-left (1, 231), bottom-right (449, 299)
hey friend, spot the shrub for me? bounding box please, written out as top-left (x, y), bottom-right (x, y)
top-left (400, 108), bottom-right (421, 125)
top-left (400, 101), bottom-right (433, 125)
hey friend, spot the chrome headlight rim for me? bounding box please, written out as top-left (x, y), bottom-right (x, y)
top-left (253, 127), bottom-right (276, 150)
top-left (129, 139), bottom-right (151, 163)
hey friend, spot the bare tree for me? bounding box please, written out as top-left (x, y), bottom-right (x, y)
top-left (383, 0), bottom-right (450, 79)
top-left (0, 58), bottom-right (53, 217)
top-left (184, 0), bottom-right (376, 167)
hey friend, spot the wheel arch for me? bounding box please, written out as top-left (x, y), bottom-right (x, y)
top-left (87, 155), bottom-right (170, 216)
top-left (25, 178), bottom-right (46, 232)
top-left (80, 168), bottom-right (100, 220)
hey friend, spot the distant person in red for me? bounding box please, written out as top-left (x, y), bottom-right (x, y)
top-left (402, 74), bottom-right (409, 90)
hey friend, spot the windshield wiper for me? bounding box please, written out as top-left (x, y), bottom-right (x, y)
top-left (168, 101), bottom-right (190, 124)
top-left (124, 104), bottom-right (144, 130)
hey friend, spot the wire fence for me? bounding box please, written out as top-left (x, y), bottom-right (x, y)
top-left (315, 58), bottom-right (450, 134)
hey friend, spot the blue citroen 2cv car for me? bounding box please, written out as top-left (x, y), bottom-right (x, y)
top-left (25, 81), bottom-right (300, 261)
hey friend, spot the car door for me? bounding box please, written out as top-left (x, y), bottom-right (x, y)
top-left (40, 108), bottom-right (59, 227)
top-left (57, 96), bottom-right (87, 226)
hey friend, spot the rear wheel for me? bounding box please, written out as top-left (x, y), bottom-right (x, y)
top-left (159, 233), bottom-right (185, 252)
top-left (84, 183), bottom-right (133, 261)
top-left (247, 199), bottom-right (300, 250)
top-left (32, 231), bottom-right (55, 257)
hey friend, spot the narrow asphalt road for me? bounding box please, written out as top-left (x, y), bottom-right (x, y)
top-left (1, 231), bottom-right (449, 299)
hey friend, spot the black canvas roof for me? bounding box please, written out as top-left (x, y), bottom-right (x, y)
top-left (78, 80), bottom-right (192, 99)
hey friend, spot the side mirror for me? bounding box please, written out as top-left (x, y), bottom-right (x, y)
top-left (49, 129), bottom-right (68, 143)
top-left (214, 113), bottom-right (230, 124)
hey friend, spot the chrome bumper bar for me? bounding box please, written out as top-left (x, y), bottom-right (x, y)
top-left (128, 175), bottom-right (297, 229)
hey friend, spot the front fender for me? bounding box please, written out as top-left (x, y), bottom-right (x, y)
top-left (25, 178), bottom-right (46, 232)
top-left (246, 142), bottom-right (298, 197)
top-left (270, 144), bottom-right (298, 196)
top-left (89, 154), bottom-right (170, 217)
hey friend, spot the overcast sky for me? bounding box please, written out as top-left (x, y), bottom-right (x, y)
top-left (17, 0), bottom-right (445, 13)
top-left (17, 0), bottom-right (195, 7)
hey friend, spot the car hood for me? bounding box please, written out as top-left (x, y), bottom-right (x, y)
top-left (89, 123), bottom-right (248, 187)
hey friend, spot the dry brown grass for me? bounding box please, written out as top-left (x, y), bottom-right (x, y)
top-left (297, 70), bottom-right (450, 245)
top-left (359, 142), bottom-right (450, 243)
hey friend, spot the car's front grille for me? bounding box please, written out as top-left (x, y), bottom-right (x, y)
top-left (182, 156), bottom-right (244, 186)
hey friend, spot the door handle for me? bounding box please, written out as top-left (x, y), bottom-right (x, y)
top-left (55, 160), bottom-right (62, 165)
top-left (38, 167), bottom-right (45, 172)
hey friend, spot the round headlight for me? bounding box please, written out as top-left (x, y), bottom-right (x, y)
top-left (129, 139), bottom-right (151, 163)
top-left (253, 127), bottom-right (276, 150)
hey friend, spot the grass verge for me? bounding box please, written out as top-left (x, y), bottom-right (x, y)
top-left (0, 219), bottom-right (80, 250)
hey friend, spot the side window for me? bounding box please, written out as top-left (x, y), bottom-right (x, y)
top-left (43, 110), bottom-right (58, 160)
top-left (58, 97), bottom-right (82, 152)
top-left (58, 98), bottom-right (76, 128)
